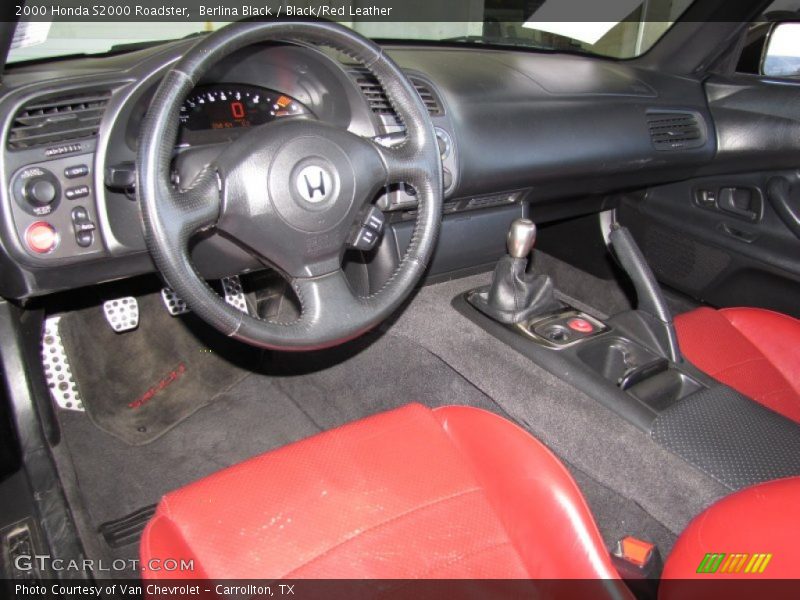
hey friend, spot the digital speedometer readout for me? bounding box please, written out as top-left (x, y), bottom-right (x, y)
top-left (179, 85), bottom-right (310, 131)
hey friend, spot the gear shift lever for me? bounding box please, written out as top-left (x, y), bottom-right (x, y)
top-left (507, 219), bottom-right (537, 259)
top-left (470, 218), bottom-right (560, 324)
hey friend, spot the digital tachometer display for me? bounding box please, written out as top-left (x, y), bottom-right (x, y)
top-left (179, 84), bottom-right (310, 131)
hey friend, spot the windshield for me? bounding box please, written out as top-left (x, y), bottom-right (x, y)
top-left (7, 0), bottom-right (695, 64)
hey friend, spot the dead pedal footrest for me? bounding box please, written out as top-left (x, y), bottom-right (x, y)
top-left (41, 316), bottom-right (84, 412)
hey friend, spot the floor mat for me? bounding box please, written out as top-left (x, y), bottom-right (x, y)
top-left (57, 293), bottom-right (261, 445)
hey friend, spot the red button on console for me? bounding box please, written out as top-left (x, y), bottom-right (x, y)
top-left (25, 222), bottom-right (58, 254)
top-left (567, 317), bottom-right (594, 334)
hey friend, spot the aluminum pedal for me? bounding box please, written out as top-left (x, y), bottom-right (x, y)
top-left (103, 297), bottom-right (139, 333)
top-left (221, 276), bottom-right (249, 314)
top-left (42, 316), bottom-right (84, 412)
top-left (161, 288), bottom-right (189, 316)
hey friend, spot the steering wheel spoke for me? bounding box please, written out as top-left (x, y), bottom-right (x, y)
top-left (292, 268), bottom-right (361, 324)
top-left (167, 166), bottom-right (222, 236)
top-left (372, 141), bottom-right (426, 188)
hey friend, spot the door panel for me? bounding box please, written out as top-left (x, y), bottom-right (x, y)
top-left (618, 170), bottom-right (800, 317)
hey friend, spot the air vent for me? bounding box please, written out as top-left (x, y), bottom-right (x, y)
top-left (412, 80), bottom-right (443, 116)
top-left (350, 69), bottom-right (443, 120)
top-left (646, 111), bottom-right (706, 151)
top-left (8, 90), bottom-right (112, 150)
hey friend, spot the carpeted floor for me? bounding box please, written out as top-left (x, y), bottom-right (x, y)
top-left (49, 252), bottom-right (713, 579)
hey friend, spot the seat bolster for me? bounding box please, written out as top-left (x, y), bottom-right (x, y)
top-left (675, 307), bottom-right (800, 422)
top-left (433, 406), bottom-right (622, 580)
top-left (720, 308), bottom-right (800, 396)
top-left (661, 477), bottom-right (800, 582)
top-left (140, 506), bottom-right (207, 580)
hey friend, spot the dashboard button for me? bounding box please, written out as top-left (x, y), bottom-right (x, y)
top-left (25, 222), bottom-right (58, 254)
top-left (65, 185), bottom-right (90, 200)
top-left (64, 164), bottom-right (89, 179)
top-left (75, 231), bottom-right (94, 248)
top-left (361, 206), bottom-right (385, 233)
top-left (71, 206), bottom-right (89, 222)
top-left (567, 317), bottom-right (595, 334)
top-left (349, 227), bottom-right (379, 251)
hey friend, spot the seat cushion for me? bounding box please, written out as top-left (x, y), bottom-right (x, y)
top-left (662, 477), bottom-right (800, 581)
top-left (675, 307), bottom-right (800, 423)
top-left (140, 403), bottom-right (622, 581)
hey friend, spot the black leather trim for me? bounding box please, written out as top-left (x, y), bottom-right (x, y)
top-left (651, 384), bottom-right (800, 490)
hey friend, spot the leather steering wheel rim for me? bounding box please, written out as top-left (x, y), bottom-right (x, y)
top-left (137, 21), bottom-right (442, 351)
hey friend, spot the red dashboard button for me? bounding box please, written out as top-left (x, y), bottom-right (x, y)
top-left (567, 317), bottom-right (594, 334)
top-left (25, 222), bottom-right (58, 254)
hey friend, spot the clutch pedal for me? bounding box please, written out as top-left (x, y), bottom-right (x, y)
top-left (103, 297), bottom-right (139, 332)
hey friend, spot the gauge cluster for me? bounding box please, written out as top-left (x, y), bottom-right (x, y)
top-left (178, 84), bottom-right (312, 144)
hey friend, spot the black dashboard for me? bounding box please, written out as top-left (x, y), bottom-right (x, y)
top-left (0, 35), bottom-right (728, 300)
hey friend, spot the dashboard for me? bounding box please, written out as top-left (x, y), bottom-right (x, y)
top-left (0, 36), bottom-right (729, 300)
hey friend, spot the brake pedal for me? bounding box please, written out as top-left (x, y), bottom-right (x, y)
top-left (42, 316), bottom-right (84, 412)
top-left (221, 276), bottom-right (249, 314)
top-left (103, 297), bottom-right (139, 333)
top-left (161, 287), bottom-right (189, 316)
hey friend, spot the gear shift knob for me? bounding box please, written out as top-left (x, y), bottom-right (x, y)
top-left (507, 218), bottom-right (537, 259)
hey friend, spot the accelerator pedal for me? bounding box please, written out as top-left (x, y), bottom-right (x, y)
top-left (42, 316), bottom-right (84, 412)
top-left (102, 297), bottom-right (139, 333)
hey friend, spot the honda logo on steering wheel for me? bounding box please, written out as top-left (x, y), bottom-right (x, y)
top-left (296, 166), bottom-right (333, 204)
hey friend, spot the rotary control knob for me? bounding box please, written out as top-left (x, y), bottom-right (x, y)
top-left (24, 177), bottom-right (58, 206)
top-left (13, 167), bottom-right (61, 216)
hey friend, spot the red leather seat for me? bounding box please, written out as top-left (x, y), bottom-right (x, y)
top-left (662, 476), bottom-right (800, 580)
top-left (140, 403), bottom-right (624, 581)
top-left (675, 307), bottom-right (800, 423)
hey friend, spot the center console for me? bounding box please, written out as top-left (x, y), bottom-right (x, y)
top-left (455, 217), bottom-right (709, 432)
top-left (461, 289), bottom-right (706, 429)
top-left (455, 217), bottom-right (800, 490)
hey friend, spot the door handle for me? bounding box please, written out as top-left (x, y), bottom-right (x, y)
top-left (717, 187), bottom-right (761, 221)
top-left (767, 176), bottom-right (800, 239)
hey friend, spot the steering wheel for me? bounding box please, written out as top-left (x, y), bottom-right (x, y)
top-left (137, 21), bottom-right (442, 351)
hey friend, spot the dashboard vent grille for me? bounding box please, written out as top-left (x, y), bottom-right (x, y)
top-left (350, 69), bottom-right (443, 119)
top-left (646, 112), bottom-right (705, 150)
top-left (8, 90), bottom-right (112, 150)
top-left (412, 80), bottom-right (444, 116)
